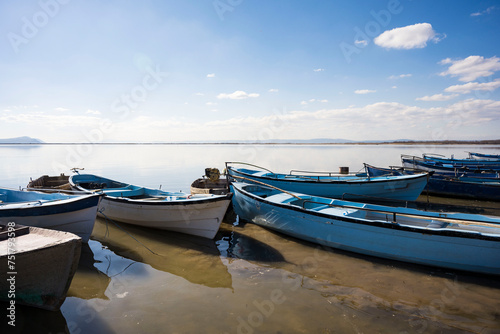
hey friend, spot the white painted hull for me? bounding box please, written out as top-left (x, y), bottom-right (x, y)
top-left (98, 196), bottom-right (232, 239)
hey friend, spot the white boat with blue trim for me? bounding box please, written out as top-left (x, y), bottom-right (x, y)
top-left (0, 188), bottom-right (101, 243)
top-left (69, 174), bottom-right (232, 239)
top-left (230, 182), bottom-right (500, 275)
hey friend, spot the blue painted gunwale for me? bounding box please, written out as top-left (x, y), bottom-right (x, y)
top-left (401, 155), bottom-right (500, 174)
top-left (69, 174), bottom-right (232, 205)
top-left (0, 189), bottom-right (101, 217)
top-left (423, 153), bottom-right (500, 166)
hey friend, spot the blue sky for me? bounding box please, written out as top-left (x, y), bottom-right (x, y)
top-left (1, 0), bottom-right (499, 142)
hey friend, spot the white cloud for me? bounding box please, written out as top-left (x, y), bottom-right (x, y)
top-left (355, 40), bottom-right (368, 47)
top-left (471, 6), bottom-right (496, 16)
top-left (313, 68), bottom-right (325, 72)
top-left (389, 74), bottom-right (412, 79)
top-left (86, 109), bottom-right (101, 115)
top-left (206, 102), bottom-right (217, 106)
top-left (374, 23), bottom-right (444, 49)
top-left (354, 89), bottom-right (376, 94)
top-left (268, 88), bottom-right (279, 93)
top-left (416, 93), bottom-right (459, 101)
top-left (307, 99), bottom-right (328, 103)
top-left (206, 73), bottom-right (215, 78)
top-left (439, 56), bottom-right (500, 82)
top-left (54, 107), bottom-right (69, 112)
top-left (444, 78), bottom-right (500, 94)
top-left (216, 90), bottom-right (260, 99)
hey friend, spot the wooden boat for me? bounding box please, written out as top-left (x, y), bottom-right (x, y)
top-left (226, 162), bottom-right (429, 201)
top-left (69, 174), bottom-right (232, 239)
top-left (230, 182), bottom-right (500, 275)
top-left (27, 174), bottom-right (71, 190)
top-left (190, 178), bottom-right (229, 195)
top-left (0, 224), bottom-right (81, 311)
top-left (0, 188), bottom-right (101, 243)
top-left (190, 167), bottom-right (229, 195)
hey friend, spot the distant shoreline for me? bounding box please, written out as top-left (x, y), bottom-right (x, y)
top-left (2, 140), bottom-right (500, 146)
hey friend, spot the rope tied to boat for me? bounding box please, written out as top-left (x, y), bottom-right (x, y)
top-left (98, 209), bottom-right (159, 255)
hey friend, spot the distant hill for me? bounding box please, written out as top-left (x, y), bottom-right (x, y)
top-left (0, 136), bottom-right (44, 144)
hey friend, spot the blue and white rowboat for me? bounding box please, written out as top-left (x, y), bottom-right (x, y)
top-left (69, 174), bottom-right (232, 239)
top-left (231, 182), bottom-right (500, 275)
top-left (0, 188), bottom-right (101, 242)
top-left (226, 162), bottom-right (429, 201)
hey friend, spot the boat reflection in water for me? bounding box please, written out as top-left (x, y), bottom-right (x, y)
top-left (218, 212), bottom-right (500, 334)
top-left (67, 242), bottom-right (111, 300)
top-left (90, 217), bottom-right (233, 289)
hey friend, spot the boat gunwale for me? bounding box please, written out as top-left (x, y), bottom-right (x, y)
top-left (69, 173), bottom-right (233, 205)
top-left (227, 166), bottom-right (429, 185)
top-left (0, 191), bottom-right (102, 216)
top-left (231, 182), bottom-right (500, 242)
top-left (102, 192), bottom-right (233, 206)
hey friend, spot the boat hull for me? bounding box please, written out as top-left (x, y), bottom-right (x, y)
top-left (227, 167), bottom-right (428, 201)
top-left (425, 176), bottom-right (500, 201)
top-left (0, 194), bottom-right (100, 243)
top-left (97, 195), bottom-right (232, 239)
top-left (0, 225), bottom-right (81, 311)
top-left (231, 183), bottom-right (500, 275)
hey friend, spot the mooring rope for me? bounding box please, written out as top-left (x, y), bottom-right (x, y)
top-left (98, 209), bottom-right (159, 255)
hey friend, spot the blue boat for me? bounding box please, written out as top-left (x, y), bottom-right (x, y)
top-left (423, 153), bottom-right (500, 166)
top-left (401, 155), bottom-right (500, 174)
top-left (69, 174), bottom-right (232, 239)
top-left (468, 152), bottom-right (500, 161)
top-left (230, 182), bottom-right (500, 275)
top-left (226, 162), bottom-right (429, 201)
top-left (0, 188), bottom-right (101, 242)
top-left (425, 175), bottom-right (500, 201)
top-left (369, 163), bottom-right (500, 201)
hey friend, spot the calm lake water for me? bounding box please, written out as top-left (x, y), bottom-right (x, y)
top-left (1, 144), bottom-right (500, 334)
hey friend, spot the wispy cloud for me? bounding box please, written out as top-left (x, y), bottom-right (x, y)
top-left (313, 68), bottom-right (325, 72)
top-left (374, 23), bottom-right (445, 49)
top-left (439, 56), bottom-right (500, 82)
top-left (416, 93), bottom-right (458, 101)
top-left (217, 90), bottom-right (260, 99)
top-left (268, 88), bottom-right (279, 93)
top-left (354, 89), bottom-right (376, 94)
top-left (54, 107), bottom-right (69, 112)
top-left (86, 109), bottom-right (101, 115)
top-left (206, 73), bottom-right (216, 78)
top-left (355, 40), bottom-right (368, 47)
top-left (471, 6), bottom-right (496, 16)
top-left (444, 78), bottom-right (500, 94)
top-left (389, 74), bottom-right (412, 79)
